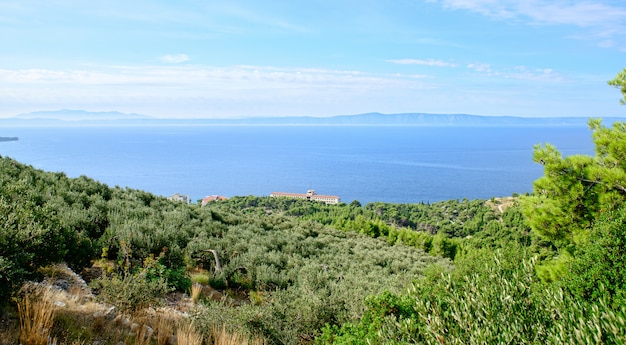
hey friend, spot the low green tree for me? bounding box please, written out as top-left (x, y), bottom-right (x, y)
top-left (608, 67), bottom-right (626, 105)
top-left (521, 69), bottom-right (626, 251)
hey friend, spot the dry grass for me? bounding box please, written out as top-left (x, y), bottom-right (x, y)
top-left (208, 325), bottom-right (266, 345)
top-left (131, 323), bottom-right (154, 345)
top-left (154, 314), bottom-right (176, 345)
top-left (17, 284), bottom-right (57, 345)
top-left (190, 283), bottom-right (203, 304)
top-left (10, 270), bottom-right (265, 345)
top-left (176, 323), bottom-right (203, 345)
top-left (10, 287), bottom-right (266, 345)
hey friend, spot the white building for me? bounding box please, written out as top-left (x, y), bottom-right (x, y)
top-left (270, 189), bottom-right (340, 205)
top-left (169, 193), bottom-right (191, 204)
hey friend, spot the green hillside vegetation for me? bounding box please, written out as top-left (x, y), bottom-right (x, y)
top-left (317, 119), bottom-right (626, 343)
top-left (318, 68), bottom-right (626, 344)
top-left (1, 69), bottom-right (625, 344)
top-left (0, 155), bottom-right (454, 344)
top-left (0, 153), bottom-right (538, 344)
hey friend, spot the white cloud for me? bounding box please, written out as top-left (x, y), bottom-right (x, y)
top-left (598, 39), bottom-right (614, 48)
top-left (467, 63), bottom-right (493, 73)
top-left (432, 0), bottom-right (517, 18)
top-left (0, 63), bottom-right (596, 119)
top-left (429, 0), bottom-right (626, 48)
top-left (0, 65), bottom-right (428, 89)
top-left (467, 63), bottom-right (564, 82)
top-left (432, 0), bottom-right (626, 26)
top-left (159, 54), bottom-right (190, 63)
top-left (0, 65), bottom-right (434, 117)
top-left (387, 58), bottom-right (457, 67)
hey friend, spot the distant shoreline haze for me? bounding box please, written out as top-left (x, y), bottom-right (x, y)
top-left (1, 109), bottom-right (624, 127)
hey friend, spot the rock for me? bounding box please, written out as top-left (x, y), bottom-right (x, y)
top-left (55, 279), bottom-right (70, 291)
top-left (104, 306), bottom-right (117, 320)
top-left (202, 285), bottom-right (223, 301)
top-left (54, 301), bottom-right (66, 308)
top-left (114, 315), bottom-right (131, 327)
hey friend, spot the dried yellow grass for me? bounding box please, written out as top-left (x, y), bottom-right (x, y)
top-left (208, 325), bottom-right (266, 345)
top-left (132, 323), bottom-right (153, 345)
top-left (190, 283), bottom-right (203, 304)
top-left (152, 314), bottom-right (176, 345)
top-left (177, 323), bottom-right (203, 345)
top-left (17, 284), bottom-right (57, 345)
top-left (13, 278), bottom-right (263, 345)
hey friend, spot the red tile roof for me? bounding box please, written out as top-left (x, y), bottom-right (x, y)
top-left (201, 195), bottom-right (229, 205)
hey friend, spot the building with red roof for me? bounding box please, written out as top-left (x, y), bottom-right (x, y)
top-left (201, 195), bottom-right (229, 206)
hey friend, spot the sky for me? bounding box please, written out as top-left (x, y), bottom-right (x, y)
top-left (1, 0), bottom-right (625, 119)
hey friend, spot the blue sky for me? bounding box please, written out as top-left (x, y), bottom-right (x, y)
top-left (1, 0), bottom-right (625, 118)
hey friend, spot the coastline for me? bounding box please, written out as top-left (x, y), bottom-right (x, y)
top-left (0, 137), bottom-right (19, 142)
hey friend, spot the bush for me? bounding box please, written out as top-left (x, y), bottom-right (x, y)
top-left (91, 264), bottom-right (172, 313)
top-left (563, 207), bottom-right (626, 308)
top-left (320, 248), bottom-right (626, 344)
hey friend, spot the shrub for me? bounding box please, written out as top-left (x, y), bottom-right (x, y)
top-left (148, 265), bottom-right (192, 292)
top-left (91, 265), bottom-right (172, 313)
top-left (320, 248), bottom-right (626, 344)
top-left (563, 207), bottom-right (626, 308)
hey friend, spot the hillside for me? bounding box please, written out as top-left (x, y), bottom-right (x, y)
top-left (1, 115), bottom-right (626, 345)
top-left (0, 155), bottom-right (453, 344)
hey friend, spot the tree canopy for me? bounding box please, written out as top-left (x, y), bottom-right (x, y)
top-left (521, 68), bottom-right (626, 250)
top-left (520, 119), bottom-right (626, 248)
top-left (608, 67), bottom-right (626, 105)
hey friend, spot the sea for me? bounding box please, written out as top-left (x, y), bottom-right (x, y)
top-left (0, 125), bottom-right (596, 205)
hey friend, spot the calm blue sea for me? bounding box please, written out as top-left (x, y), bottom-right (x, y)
top-left (0, 125), bottom-right (595, 204)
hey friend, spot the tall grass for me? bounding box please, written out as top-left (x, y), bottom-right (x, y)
top-left (208, 325), bottom-right (266, 345)
top-left (154, 315), bottom-right (175, 345)
top-left (17, 284), bottom-right (57, 345)
top-left (175, 323), bottom-right (202, 345)
top-left (190, 283), bottom-right (203, 304)
top-left (12, 281), bottom-right (264, 345)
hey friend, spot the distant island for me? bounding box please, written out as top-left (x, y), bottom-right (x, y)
top-left (0, 137), bottom-right (18, 142)
top-left (1, 109), bottom-right (624, 127)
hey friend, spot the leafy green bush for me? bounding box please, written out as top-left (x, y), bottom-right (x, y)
top-left (147, 263), bottom-right (192, 292)
top-left (91, 266), bottom-right (172, 313)
top-left (0, 157), bottom-right (113, 302)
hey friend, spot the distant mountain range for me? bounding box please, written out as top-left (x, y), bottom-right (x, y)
top-left (2, 110), bottom-right (624, 127)
top-left (14, 109), bottom-right (150, 121)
